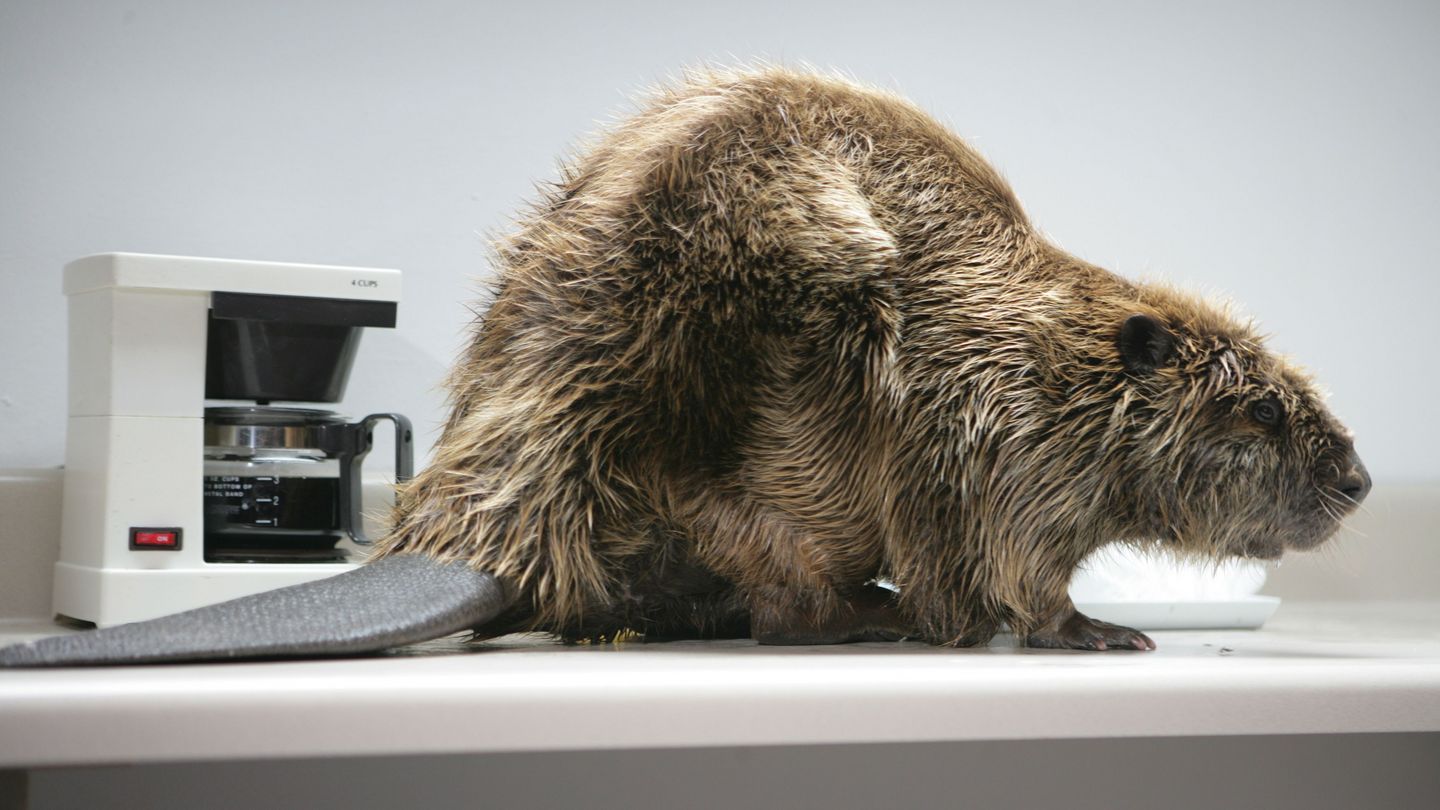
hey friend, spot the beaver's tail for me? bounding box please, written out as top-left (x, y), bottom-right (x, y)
top-left (0, 555), bottom-right (511, 667)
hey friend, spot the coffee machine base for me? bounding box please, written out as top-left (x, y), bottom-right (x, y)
top-left (54, 560), bottom-right (359, 627)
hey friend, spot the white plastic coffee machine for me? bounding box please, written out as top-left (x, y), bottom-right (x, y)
top-left (55, 253), bottom-right (408, 626)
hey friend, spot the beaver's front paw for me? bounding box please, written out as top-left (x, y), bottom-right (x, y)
top-left (1025, 610), bottom-right (1155, 651)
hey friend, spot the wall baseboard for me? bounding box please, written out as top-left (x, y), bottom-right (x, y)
top-left (0, 469), bottom-right (1432, 622)
top-left (0, 468), bottom-right (397, 622)
top-left (1261, 484), bottom-right (1439, 603)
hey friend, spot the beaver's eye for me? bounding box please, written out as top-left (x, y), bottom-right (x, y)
top-left (1250, 398), bottom-right (1282, 427)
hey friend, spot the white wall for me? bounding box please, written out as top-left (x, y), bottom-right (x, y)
top-left (2, 0), bottom-right (1435, 482)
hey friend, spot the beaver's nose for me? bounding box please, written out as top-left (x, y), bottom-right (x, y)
top-left (1336, 452), bottom-right (1372, 505)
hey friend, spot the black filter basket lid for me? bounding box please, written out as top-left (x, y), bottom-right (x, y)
top-left (204, 292), bottom-right (396, 403)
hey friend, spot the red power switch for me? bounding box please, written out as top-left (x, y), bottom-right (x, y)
top-left (130, 527), bottom-right (182, 550)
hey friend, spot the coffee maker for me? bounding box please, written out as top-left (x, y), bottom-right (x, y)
top-left (54, 253), bottom-right (412, 627)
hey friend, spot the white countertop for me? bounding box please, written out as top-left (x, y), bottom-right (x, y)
top-left (1, 601), bottom-right (1437, 769)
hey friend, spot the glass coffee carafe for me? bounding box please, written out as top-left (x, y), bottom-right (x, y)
top-left (200, 304), bottom-right (413, 563)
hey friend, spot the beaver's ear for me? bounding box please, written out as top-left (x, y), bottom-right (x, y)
top-left (1118, 314), bottom-right (1176, 373)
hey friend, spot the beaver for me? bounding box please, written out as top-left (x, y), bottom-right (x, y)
top-left (369, 66), bottom-right (1369, 652)
top-left (0, 66), bottom-right (1369, 666)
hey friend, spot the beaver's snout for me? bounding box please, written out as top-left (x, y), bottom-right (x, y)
top-left (1330, 451), bottom-right (1372, 507)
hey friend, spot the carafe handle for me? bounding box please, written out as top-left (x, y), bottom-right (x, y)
top-left (339, 413), bottom-right (414, 546)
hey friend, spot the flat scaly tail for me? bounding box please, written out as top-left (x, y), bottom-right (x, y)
top-left (0, 554), bottom-right (510, 667)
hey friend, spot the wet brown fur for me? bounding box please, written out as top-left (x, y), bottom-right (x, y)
top-left (372, 66), bottom-right (1363, 647)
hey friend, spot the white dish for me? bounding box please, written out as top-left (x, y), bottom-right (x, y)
top-left (1075, 595), bottom-right (1281, 630)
